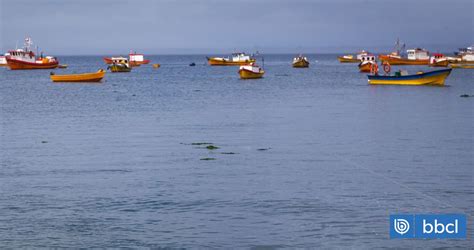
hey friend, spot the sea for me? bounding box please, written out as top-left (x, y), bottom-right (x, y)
top-left (0, 54), bottom-right (473, 248)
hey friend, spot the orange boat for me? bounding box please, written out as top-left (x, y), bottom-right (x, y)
top-left (379, 48), bottom-right (430, 65)
top-left (6, 37), bottom-right (59, 70)
top-left (50, 69), bottom-right (106, 82)
top-left (358, 54), bottom-right (376, 73)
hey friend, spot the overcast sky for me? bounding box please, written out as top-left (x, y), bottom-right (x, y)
top-left (0, 0), bottom-right (472, 55)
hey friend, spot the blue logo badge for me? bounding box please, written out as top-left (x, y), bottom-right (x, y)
top-left (390, 214), bottom-right (466, 239)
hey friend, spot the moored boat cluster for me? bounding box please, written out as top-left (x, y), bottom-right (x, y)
top-left (1, 37), bottom-right (473, 85)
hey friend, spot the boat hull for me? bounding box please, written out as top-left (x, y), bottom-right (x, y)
top-left (368, 69), bottom-right (452, 86)
top-left (208, 57), bottom-right (255, 66)
top-left (239, 68), bottom-right (264, 79)
top-left (51, 69), bottom-right (106, 82)
top-left (451, 64), bottom-right (474, 69)
top-left (293, 60), bottom-right (309, 68)
top-left (338, 56), bottom-right (359, 63)
top-left (358, 62), bottom-right (374, 73)
top-left (6, 58), bottom-right (58, 70)
top-left (109, 64), bottom-right (131, 72)
top-left (379, 55), bottom-right (429, 65)
top-left (430, 60), bottom-right (449, 67)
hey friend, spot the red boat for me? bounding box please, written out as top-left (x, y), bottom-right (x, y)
top-left (104, 52), bottom-right (150, 67)
top-left (5, 37), bottom-right (58, 70)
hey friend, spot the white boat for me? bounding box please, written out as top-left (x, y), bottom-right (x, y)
top-left (0, 53), bottom-right (8, 66)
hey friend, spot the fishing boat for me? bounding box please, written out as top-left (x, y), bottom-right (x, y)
top-left (367, 69), bottom-right (452, 86)
top-left (451, 64), bottom-right (474, 69)
top-left (358, 54), bottom-right (377, 73)
top-left (292, 55), bottom-right (309, 68)
top-left (429, 53), bottom-right (449, 67)
top-left (379, 48), bottom-right (430, 65)
top-left (207, 52), bottom-right (255, 66)
top-left (338, 50), bottom-right (369, 63)
top-left (5, 37), bottom-right (59, 70)
top-left (108, 57), bottom-right (131, 72)
top-left (239, 63), bottom-right (264, 79)
top-left (338, 55), bottom-right (359, 63)
top-left (129, 52), bottom-right (150, 67)
top-left (50, 69), bottom-right (106, 82)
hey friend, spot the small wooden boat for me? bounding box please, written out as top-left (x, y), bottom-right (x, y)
top-left (367, 69), bottom-right (452, 86)
top-left (239, 64), bottom-right (264, 79)
top-left (50, 69), bottom-right (106, 82)
top-left (58, 64), bottom-right (68, 68)
top-left (451, 64), bottom-right (474, 69)
top-left (292, 55), bottom-right (309, 68)
top-left (108, 57), bottom-right (131, 72)
top-left (207, 52), bottom-right (255, 66)
top-left (337, 55), bottom-right (359, 63)
top-left (152, 63), bottom-right (160, 68)
top-left (358, 54), bottom-right (376, 73)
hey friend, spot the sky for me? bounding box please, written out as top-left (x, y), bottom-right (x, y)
top-left (0, 0), bottom-right (473, 55)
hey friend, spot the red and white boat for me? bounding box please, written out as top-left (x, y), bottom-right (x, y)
top-left (104, 51), bottom-right (150, 67)
top-left (5, 37), bottom-right (59, 70)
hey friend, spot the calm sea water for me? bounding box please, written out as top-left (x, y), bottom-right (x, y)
top-left (0, 54), bottom-right (473, 248)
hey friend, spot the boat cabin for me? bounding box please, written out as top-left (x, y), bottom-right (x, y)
top-left (407, 48), bottom-right (429, 60)
top-left (360, 54), bottom-right (376, 62)
top-left (129, 53), bottom-right (144, 62)
top-left (112, 57), bottom-right (129, 64)
top-left (232, 52), bottom-right (251, 62)
top-left (356, 50), bottom-right (369, 60)
top-left (430, 53), bottom-right (446, 64)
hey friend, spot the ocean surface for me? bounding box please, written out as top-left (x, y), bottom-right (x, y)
top-left (0, 54), bottom-right (473, 248)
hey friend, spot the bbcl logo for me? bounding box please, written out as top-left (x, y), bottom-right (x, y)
top-left (390, 214), bottom-right (466, 239)
top-left (394, 218), bottom-right (410, 235)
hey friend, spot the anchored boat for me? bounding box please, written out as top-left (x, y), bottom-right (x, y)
top-left (104, 52), bottom-right (150, 67)
top-left (50, 69), bottom-right (106, 82)
top-left (108, 57), bottom-right (131, 72)
top-left (207, 52), bottom-right (255, 66)
top-left (367, 69), bottom-right (452, 86)
top-left (292, 55), bottom-right (309, 68)
top-left (429, 53), bottom-right (449, 67)
top-left (5, 37), bottom-right (59, 70)
top-left (358, 54), bottom-right (377, 73)
top-left (338, 50), bottom-right (370, 63)
top-left (129, 52), bottom-right (150, 67)
top-left (239, 63), bottom-right (264, 79)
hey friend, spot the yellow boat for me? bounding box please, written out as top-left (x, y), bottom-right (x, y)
top-left (367, 69), bottom-right (452, 86)
top-left (207, 52), bottom-right (255, 66)
top-left (338, 55), bottom-right (359, 63)
top-left (239, 64), bottom-right (264, 79)
top-left (292, 55), bottom-right (309, 68)
top-left (152, 63), bottom-right (160, 68)
top-left (50, 69), bottom-right (106, 82)
top-left (451, 64), bottom-right (474, 69)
